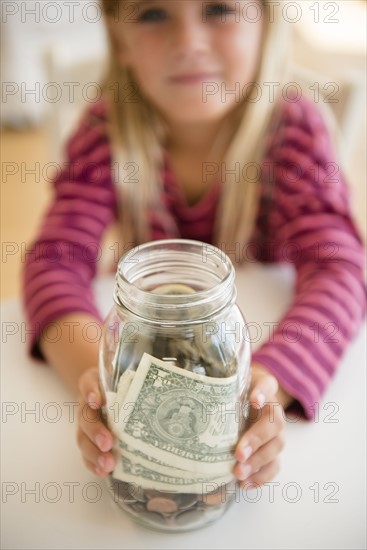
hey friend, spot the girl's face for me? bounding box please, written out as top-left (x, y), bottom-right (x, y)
top-left (107, 0), bottom-right (264, 125)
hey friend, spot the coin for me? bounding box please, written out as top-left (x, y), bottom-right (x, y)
top-left (176, 493), bottom-right (199, 510)
top-left (109, 478), bottom-right (136, 503)
top-left (129, 502), bottom-right (147, 513)
top-left (152, 284), bottom-right (196, 295)
top-left (127, 483), bottom-right (146, 503)
top-left (145, 489), bottom-right (178, 501)
top-left (147, 497), bottom-right (179, 515)
top-left (199, 487), bottom-right (225, 506)
top-left (144, 489), bottom-right (164, 500)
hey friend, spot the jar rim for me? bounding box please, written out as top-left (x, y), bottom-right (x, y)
top-left (114, 239), bottom-right (236, 322)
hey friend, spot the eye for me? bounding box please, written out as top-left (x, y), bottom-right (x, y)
top-left (137, 7), bottom-right (167, 23)
top-left (205, 2), bottom-right (237, 18)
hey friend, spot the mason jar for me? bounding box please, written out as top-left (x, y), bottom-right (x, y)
top-left (99, 239), bottom-right (252, 532)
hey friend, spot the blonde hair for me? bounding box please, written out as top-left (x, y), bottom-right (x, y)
top-left (99, 0), bottom-right (292, 256)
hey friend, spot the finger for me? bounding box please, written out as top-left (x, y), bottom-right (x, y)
top-left (234, 433), bottom-right (285, 480)
top-left (77, 406), bottom-right (114, 453)
top-left (239, 458), bottom-right (280, 489)
top-left (83, 457), bottom-right (109, 478)
top-left (78, 368), bottom-right (102, 409)
top-left (77, 428), bottom-right (116, 473)
top-left (235, 404), bottom-right (285, 462)
top-left (249, 371), bottom-right (279, 409)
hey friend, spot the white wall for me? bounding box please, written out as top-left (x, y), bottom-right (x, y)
top-left (1, 0), bottom-right (108, 127)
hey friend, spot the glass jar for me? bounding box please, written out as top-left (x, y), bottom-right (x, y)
top-left (99, 239), bottom-right (252, 532)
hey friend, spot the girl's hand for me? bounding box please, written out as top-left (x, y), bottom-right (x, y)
top-left (76, 368), bottom-right (116, 477)
top-left (233, 363), bottom-right (287, 488)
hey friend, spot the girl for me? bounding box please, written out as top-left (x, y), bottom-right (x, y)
top-left (22, 0), bottom-right (366, 487)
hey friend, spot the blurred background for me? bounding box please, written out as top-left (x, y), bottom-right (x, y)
top-left (1, 0), bottom-right (366, 299)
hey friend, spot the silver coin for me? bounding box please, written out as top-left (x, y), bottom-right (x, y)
top-left (176, 493), bottom-right (198, 510)
top-left (127, 483), bottom-right (147, 503)
top-left (129, 502), bottom-right (147, 513)
top-left (109, 478), bottom-right (137, 503)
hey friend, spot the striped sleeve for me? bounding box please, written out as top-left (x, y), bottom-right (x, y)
top-left (252, 96), bottom-right (367, 420)
top-left (21, 102), bottom-right (118, 360)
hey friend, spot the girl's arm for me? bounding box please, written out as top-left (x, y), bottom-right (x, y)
top-left (38, 312), bottom-right (101, 396)
top-left (21, 100), bottom-right (117, 364)
top-left (252, 95), bottom-right (367, 420)
top-left (21, 100), bottom-right (118, 477)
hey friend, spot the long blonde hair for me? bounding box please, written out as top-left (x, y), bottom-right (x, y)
top-left (99, 0), bottom-right (292, 256)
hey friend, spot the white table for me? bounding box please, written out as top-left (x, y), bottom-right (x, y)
top-left (1, 264), bottom-right (366, 549)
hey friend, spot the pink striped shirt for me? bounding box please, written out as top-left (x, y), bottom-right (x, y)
top-left (21, 95), bottom-right (367, 420)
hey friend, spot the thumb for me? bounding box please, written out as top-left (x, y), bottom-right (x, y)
top-left (249, 363), bottom-right (279, 409)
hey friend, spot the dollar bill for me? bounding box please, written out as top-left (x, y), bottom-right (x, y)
top-left (118, 440), bottom-right (198, 479)
top-left (117, 439), bottom-right (237, 488)
top-left (116, 353), bottom-right (239, 476)
top-left (113, 454), bottom-right (234, 493)
top-left (105, 369), bottom-right (135, 436)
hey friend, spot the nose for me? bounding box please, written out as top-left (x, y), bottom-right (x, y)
top-left (170, 15), bottom-right (210, 60)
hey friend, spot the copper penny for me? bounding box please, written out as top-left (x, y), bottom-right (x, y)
top-left (147, 497), bottom-right (179, 515)
top-left (200, 488), bottom-right (225, 506)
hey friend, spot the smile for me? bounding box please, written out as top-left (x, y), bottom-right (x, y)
top-left (169, 73), bottom-right (221, 85)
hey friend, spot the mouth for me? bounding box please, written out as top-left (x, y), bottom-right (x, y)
top-left (169, 72), bottom-right (222, 85)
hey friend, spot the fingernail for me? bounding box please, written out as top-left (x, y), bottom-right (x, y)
top-left (88, 392), bottom-right (99, 409)
top-left (98, 455), bottom-right (114, 472)
top-left (257, 392), bottom-right (266, 407)
top-left (242, 445), bottom-right (253, 461)
top-left (96, 434), bottom-right (109, 452)
top-left (238, 464), bottom-right (252, 480)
